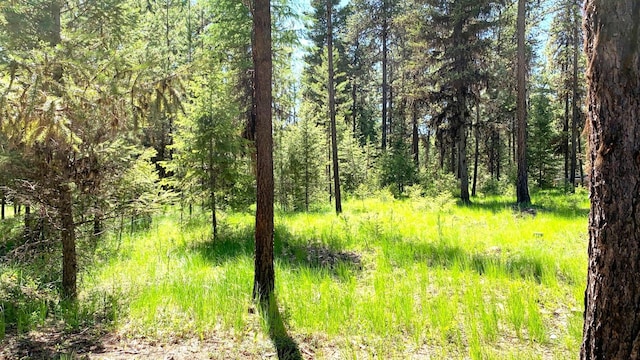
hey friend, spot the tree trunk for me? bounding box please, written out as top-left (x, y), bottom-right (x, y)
top-left (327, 0), bottom-right (342, 215)
top-left (1, 194), bottom-right (4, 220)
top-left (581, 1), bottom-right (640, 358)
top-left (60, 185), bottom-right (77, 301)
top-left (352, 77), bottom-right (357, 135)
top-left (496, 130), bottom-right (501, 180)
top-left (209, 139), bottom-right (218, 238)
top-left (304, 124), bottom-right (310, 212)
top-left (578, 134), bottom-right (585, 187)
top-left (457, 121), bottom-right (469, 203)
top-left (381, 2), bottom-right (388, 151)
top-left (570, 13), bottom-right (579, 192)
top-left (472, 103), bottom-right (480, 197)
top-left (412, 100), bottom-right (419, 166)
top-left (423, 132), bottom-right (430, 169)
top-left (457, 92), bottom-right (470, 203)
top-left (252, 0), bottom-right (275, 303)
top-left (93, 216), bottom-right (102, 238)
top-left (515, 0), bottom-right (530, 205)
top-left (563, 52), bottom-right (570, 189)
top-left (211, 188), bottom-right (217, 238)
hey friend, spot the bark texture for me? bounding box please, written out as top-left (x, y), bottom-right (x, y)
top-left (516, 0), bottom-right (530, 204)
top-left (381, 0), bottom-right (389, 150)
top-left (581, 1), bottom-right (640, 358)
top-left (60, 185), bottom-right (77, 300)
top-left (327, 0), bottom-right (342, 215)
top-left (252, 0), bottom-right (275, 302)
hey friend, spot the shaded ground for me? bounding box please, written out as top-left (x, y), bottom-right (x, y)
top-left (0, 320), bottom-right (327, 360)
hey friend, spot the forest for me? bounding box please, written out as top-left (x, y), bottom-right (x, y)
top-left (0, 0), bottom-right (637, 359)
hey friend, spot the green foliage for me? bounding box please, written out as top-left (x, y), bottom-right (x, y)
top-left (339, 130), bottom-right (374, 195)
top-left (379, 139), bottom-right (418, 198)
top-left (419, 166), bottom-right (459, 198)
top-left (114, 148), bottom-right (171, 221)
top-left (528, 85), bottom-right (558, 188)
top-left (275, 117), bottom-right (326, 211)
top-left (0, 269), bottom-right (53, 336)
top-left (73, 191), bottom-right (587, 358)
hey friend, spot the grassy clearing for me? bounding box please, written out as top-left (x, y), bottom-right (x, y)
top-left (5, 191), bottom-right (589, 358)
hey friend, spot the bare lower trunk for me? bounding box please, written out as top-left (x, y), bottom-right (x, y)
top-left (328, 0), bottom-right (341, 214)
top-left (60, 185), bottom-right (77, 301)
top-left (93, 216), bottom-right (102, 238)
top-left (412, 100), bottom-right (419, 166)
top-left (252, 0), bottom-right (274, 302)
top-left (457, 125), bottom-right (469, 203)
top-left (381, 3), bottom-right (388, 151)
top-left (496, 130), bottom-right (501, 180)
top-left (581, 1), bottom-right (640, 358)
top-left (578, 135), bottom-right (584, 187)
top-left (472, 103), bottom-right (480, 197)
top-left (570, 15), bottom-right (579, 192)
top-left (515, 0), bottom-right (530, 204)
top-left (563, 68), bottom-right (570, 188)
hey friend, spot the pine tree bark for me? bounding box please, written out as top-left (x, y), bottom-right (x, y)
top-left (472, 103), bottom-right (480, 197)
top-left (581, 1), bottom-right (640, 358)
top-left (570, 10), bottom-right (579, 191)
top-left (381, 0), bottom-right (389, 151)
top-left (252, 0), bottom-right (275, 302)
top-left (456, 91), bottom-right (470, 203)
top-left (60, 184), bottom-right (77, 300)
top-left (515, 0), bottom-right (530, 205)
top-left (327, 0), bottom-right (342, 215)
top-left (563, 66), bottom-right (570, 188)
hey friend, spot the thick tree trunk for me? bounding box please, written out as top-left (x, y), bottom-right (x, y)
top-left (581, 1), bottom-right (640, 358)
top-left (252, 0), bottom-right (275, 302)
top-left (327, 0), bottom-right (342, 215)
top-left (515, 0), bottom-right (530, 205)
top-left (60, 185), bottom-right (77, 301)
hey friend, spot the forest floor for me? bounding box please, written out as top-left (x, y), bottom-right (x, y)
top-left (1, 189), bottom-right (589, 359)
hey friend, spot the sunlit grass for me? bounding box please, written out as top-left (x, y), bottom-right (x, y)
top-left (78, 191), bottom-right (588, 358)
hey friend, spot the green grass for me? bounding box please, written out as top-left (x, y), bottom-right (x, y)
top-left (5, 191), bottom-right (589, 358)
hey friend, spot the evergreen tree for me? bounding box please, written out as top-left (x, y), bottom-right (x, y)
top-left (528, 85), bottom-right (557, 188)
top-left (424, 0), bottom-right (502, 203)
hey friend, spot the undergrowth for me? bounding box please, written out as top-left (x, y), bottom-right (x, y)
top-left (1, 191), bottom-right (589, 358)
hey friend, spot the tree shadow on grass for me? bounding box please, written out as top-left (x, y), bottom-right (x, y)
top-left (462, 197), bottom-right (589, 219)
top-left (260, 297), bottom-right (303, 360)
top-left (190, 223), bottom-right (362, 278)
top-left (387, 239), bottom-right (579, 284)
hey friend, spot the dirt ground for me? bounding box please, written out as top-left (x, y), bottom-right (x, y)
top-left (0, 325), bottom-right (326, 360)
